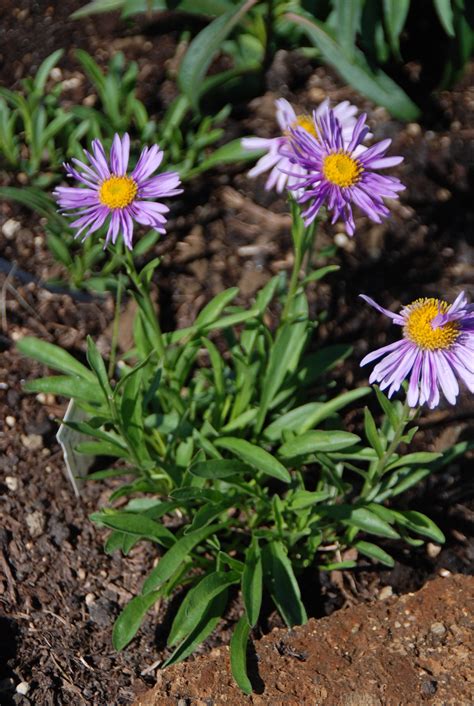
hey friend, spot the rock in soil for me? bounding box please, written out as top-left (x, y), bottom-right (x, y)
top-left (135, 574), bottom-right (474, 706)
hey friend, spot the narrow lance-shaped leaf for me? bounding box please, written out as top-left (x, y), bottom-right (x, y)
top-left (178, 0), bottom-right (259, 108)
top-left (230, 617), bottom-right (252, 695)
top-left (112, 591), bottom-right (161, 650)
top-left (242, 537), bottom-right (262, 627)
top-left (215, 437), bottom-right (291, 484)
top-left (168, 570), bottom-right (239, 647)
top-left (286, 12), bottom-right (420, 120)
top-left (142, 523), bottom-right (226, 594)
top-left (364, 407), bottom-right (384, 459)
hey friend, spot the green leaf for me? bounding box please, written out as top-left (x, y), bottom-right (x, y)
top-left (112, 591), bottom-right (161, 650)
top-left (23, 375), bottom-right (104, 404)
top-left (287, 12), bottom-right (420, 120)
top-left (257, 313), bottom-right (309, 430)
top-left (168, 571), bottom-right (239, 646)
top-left (46, 232), bottom-right (73, 267)
top-left (190, 458), bottom-right (252, 479)
top-left (434, 0), bottom-right (455, 36)
top-left (263, 403), bottom-right (325, 442)
top-left (86, 336), bottom-right (113, 400)
top-left (33, 49), bottom-right (64, 93)
top-left (334, 0), bottom-right (363, 58)
top-left (279, 431), bottom-right (360, 458)
top-left (195, 288), bottom-right (239, 327)
top-left (374, 386), bottom-right (400, 429)
top-left (393, 510), bottom-right (445, 543)
top-left (325, 505), bottom-right (400, 539)
top-left (230, 617), bottom-right (252, 695)
top-left (288, 490), bottom-right (332, 510)
top-left (344, 507), bottom-right (400, 539)
top-left (17, 337), bottom-right (95, 381)
top-left (262, 541), bottom-right (307, 627)
top-left (300, 387), bottom-right (371, 431)
top-left (163, 589), bottom-right (228, 668)
top-left (242, 537), bottom-right (262, 627)
top-left (178, 0), bottom-right (259, 108)
top-left (75, 439), bottom-right (129, 458)
top-left (71, 0), bottom-right (125, 19)
top-left (302, 264), bottom-right (340, 285)
top-left (299, 345), bottom-right (353, 383)
top-left (385, 452), bottom-right (443, 471)
top-left (215, 437), bottom-right (291, 483)
top-left (142, 523), bottom-right (225, 594)
top-left (355, 540), bottom-right (394, 567)
top-left (364, 407), bottom-right (384, 458)
top-left (383, 0), bottom-right (410, 54)
top-left (192, 138), bottom-right (264, 176)
top-left (91, 511), bottom-right (175, 547)
top-left (185, 501), bottom-right (231, 534)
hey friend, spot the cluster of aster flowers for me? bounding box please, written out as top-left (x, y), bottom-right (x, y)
top-left (54, 101), bottom-right (472, 412)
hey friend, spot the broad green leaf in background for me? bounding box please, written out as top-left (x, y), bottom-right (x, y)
top-left (287, 12), bottom-right (420, 120)
top-left (178, 0), bottom-right (259, 108)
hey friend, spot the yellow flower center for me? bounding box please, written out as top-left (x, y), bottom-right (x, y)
top-left (323, 152), bottom-right (362, 188)
top-left (99, 175), bottom-right (138, 209)
top-left (290, 114), bottom-right (319, 140)
top-left (404, 298), bottom-right (460, 350)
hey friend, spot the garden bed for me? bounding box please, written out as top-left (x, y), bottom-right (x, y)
top-left (0, 2), bottom-right (473, 704)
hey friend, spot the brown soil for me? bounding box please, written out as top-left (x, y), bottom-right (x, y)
top-left (135, 574), bottom-right (474, 706)
top-left (1, 1), bottom-right (473, 705)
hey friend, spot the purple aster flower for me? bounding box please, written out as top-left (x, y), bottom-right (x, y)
top-left (281, 110), bottom-right (405, 236)
top-left (360, 292), bottom-right (474, 408)
top-left (241, 98), bottom-right (366, 193)
top-left (54, 134), bottom-right (182, 250)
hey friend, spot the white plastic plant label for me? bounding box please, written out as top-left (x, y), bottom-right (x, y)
top-left (56, 400), bottom-right (94, 497)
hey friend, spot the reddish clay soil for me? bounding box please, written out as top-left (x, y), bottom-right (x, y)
top-left (136, 574), bottom-right (474, 706)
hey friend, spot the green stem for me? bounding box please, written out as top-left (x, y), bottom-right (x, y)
top-left (108, 275), bottom-right (123, 378)
top-left (123, 249), bottom-right (166, 364)
top-left (362, 399), bottom-right (413, 496)
top-left (281, 245), bottom-right (303, 323)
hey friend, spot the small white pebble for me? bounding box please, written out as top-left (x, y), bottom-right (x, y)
top-left (85, 593), bottom-right (96, 606)
top-left (377, 586), bottom-right (393, 601)
top-left (50, 67), bottom-right (62, 81)
top-left (427, 542), bottom-right (442, 558)
top-left (5, 476), bottom-right (18, 491)
top-left (77, 568), bottom-right (86, 580)
top-left (2, 218), bottom-right (21, 239)
top-left (21, 434), bottom-right (43, 450)
top-left (439, 568), bottom-right (451, 577)
top-left (16, 682), bottom-right (30, 695)
top-left (430, 622), bottom-right (446, 636)
top-left (5, 416), bottom-right (15, 427)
